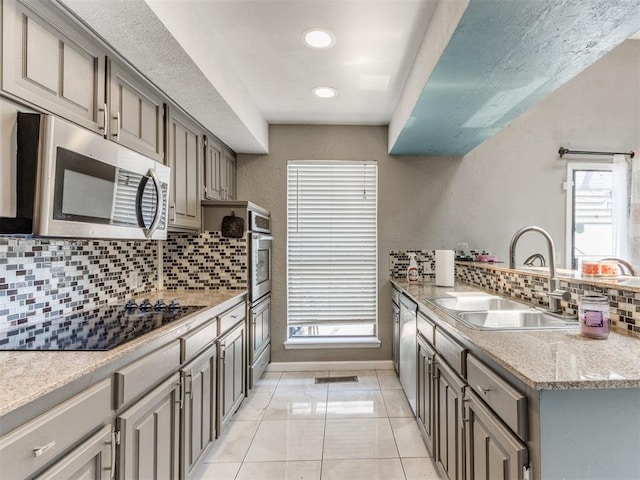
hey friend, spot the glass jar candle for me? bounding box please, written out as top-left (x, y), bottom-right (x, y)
top-left (578, 295), bottom-right (610, 339)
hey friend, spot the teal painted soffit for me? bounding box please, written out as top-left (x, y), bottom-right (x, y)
top-left (390, 0), bottom-right (640, 156)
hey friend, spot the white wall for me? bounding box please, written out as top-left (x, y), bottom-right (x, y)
top-left (237, 40), bottom-right (640, 363)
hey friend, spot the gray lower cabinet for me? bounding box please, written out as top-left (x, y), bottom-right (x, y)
top-left (392, 297), bottom-right (400, 374)
top-left (249, 295), bottom-right (271, 389)
top-left (394, 286), bottom-right (532, 480)
top-left (117, 372), bottom-right (181, 480)
top-left (217, 321), bottom-right (246, 433)
top-left (34, 425), bottom-right (113, 480)
top-left (181, 345), bottom-right (217, 480)
top-left (417, 335), bottom-right (436, 455)
top-left (435, 355), bottom-right (465, 480)
top-left (1, 0), bottom-right (107, 134)
top-left (0, 379), bottom-right (112, 480)
top-left (108, 59), bottom-right (164, 162)
top-left (167, 106), bottom-right (202, 231)
top-left (463, 389), bottom-right (528, 480)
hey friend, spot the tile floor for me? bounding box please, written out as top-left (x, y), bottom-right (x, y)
top-left (194, 369), bottom-right (442, 480)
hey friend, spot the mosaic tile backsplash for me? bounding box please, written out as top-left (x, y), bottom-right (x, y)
top-left (163, 231), bottom-right (247, 290)
top-left (389, 250), bottom-right (436, 280)
top-left (0, 237), bottom-right (158, 327)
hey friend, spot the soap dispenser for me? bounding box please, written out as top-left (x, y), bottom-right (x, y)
top-left (407, 253), bottom-right (419, 282)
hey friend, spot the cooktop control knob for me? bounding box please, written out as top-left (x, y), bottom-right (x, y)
top-left (125, 299), bottom-right (138, 311)
top-left (154, 299), bottom-right (166, 311)
top-left (168, 299), bottom-right (180, 310)
top-left (139, 299), bottom-right (152, 311)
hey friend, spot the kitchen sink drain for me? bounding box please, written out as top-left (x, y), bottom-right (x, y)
top-left (314, 376), bottom-right (358, 384)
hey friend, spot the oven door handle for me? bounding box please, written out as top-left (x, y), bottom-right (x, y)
top-left (144, 168), bottom-right (164, 239)
top-left (252, 233), bottom-right (273, 241)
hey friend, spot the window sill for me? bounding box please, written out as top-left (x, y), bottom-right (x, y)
top-left (283, 337), bottom-right (381, 350)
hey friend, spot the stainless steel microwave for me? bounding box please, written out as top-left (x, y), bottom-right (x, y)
top-left (0, 113), bottom-right (170, 240)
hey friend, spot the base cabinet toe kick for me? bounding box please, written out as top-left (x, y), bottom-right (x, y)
top-left (0, 296), bottom-right (248, 480)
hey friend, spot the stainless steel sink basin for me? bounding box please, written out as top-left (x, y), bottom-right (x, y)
top-left (457, 310), bottom-right (578, 331)
top-left (431, 296), bottom-right (530, 312)
top-left (428, 294), bottom-right (578, 330)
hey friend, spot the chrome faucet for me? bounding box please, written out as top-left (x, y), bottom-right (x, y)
top-left (600, 258), bottom-right (637, 277)
top-left (523, 253), bottom-right (546, 267)
top-left (509, 226), bottom-right (571, 313)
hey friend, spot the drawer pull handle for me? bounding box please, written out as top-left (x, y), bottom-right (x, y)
top-left (33, 440), bottom-right (56, 457)
top-left (477, 385), bottom-right (491, 395)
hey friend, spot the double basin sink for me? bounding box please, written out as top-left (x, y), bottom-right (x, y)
top-left (429, 295), bottom-right (578, 331)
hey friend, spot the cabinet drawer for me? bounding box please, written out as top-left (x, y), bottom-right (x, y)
top-left (181, 318), bottom-right (217, 363)
top-left (115, 340), bottom-right (181, 408)
top-left (435, 328), bottom-right (466, 377)
top-left (0, 379), bottom-right (111, 480)
top-left (392, 287), bottom-right (400, 306)
top-left (417, 310), bottom-right (435, 345)
top-left (219, 303), bottom-right (246, 335)
top-left (467, 354), bottom-right (528, 439)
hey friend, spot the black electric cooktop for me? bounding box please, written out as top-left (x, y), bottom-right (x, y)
top-left (0, 301), bottom-right (204, 351)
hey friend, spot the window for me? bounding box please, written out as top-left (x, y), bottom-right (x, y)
top-left (566, 161), bottom-right (628, 269)
top-left (286, 161), bottom-right (378, 344)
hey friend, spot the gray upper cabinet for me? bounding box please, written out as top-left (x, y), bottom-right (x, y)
top-left (203, 136), bottom-right (224, 200)
top-left (167, 106), bottom-right (202, 231)
top-left (1, 0), bottom-right (107, 134)
top-left (203, 137), bottom-right (236, 201)
top-left (108, 60), bottom-right (164, 162)
top-left (223, 149), bottom-right (236, 200)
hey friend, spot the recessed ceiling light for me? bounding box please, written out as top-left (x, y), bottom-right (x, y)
top-left (303, 28), bottom-right (335, 49)
top-left (313, 87), bottom-right (337, 98)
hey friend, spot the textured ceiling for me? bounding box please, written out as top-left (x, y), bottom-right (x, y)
top-left (389, 0), bottom-right (640, 156)
top-left (60, 0), bottom-right (640, 156)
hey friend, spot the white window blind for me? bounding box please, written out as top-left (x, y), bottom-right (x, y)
top-left (287, 161), bottom-right (378, 338)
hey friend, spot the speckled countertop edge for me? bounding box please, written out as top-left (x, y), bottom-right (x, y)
top-left (0, 289), bottom-right (246, 417)
top-left (392, 280), bottom-right (640, 390)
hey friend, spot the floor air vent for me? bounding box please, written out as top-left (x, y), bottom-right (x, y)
top-left (314, 376), bottom-right (358, 384)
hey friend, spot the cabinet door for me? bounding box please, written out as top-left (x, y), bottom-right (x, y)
top-left (435, 356), bottom-right (465, 480)
top-left (117, 373), bottom-right (181, 480)
top-left (2, 0), bottom-right (106, 133)
top-left (182, 345), bottom-right (217, 480)
top-left (250, 295), bottom-right (270, 363)
top-left (417, 336), bottom-right (436, 455)
top-left (108, 60), bottom-right (164, 162)
top-left (203, 137), bottom-right (224, 200)
top-left (223, 150), bottom-right (236, 200)
top-left (464, 389), bottom-right (528, 480)
top-left (167, 107), bottom-right (202, 230)
top-left (217, 322), bottom-right (246, 433)
top-left (34, 426), bottom-right (113, 480)
top-left (392, 302), bottom-right (400, 374)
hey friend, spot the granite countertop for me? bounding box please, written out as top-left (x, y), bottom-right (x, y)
top-left (393, 280), bottom-right (640, 391)
top-left (0, 289), bottom-right (246, 417)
